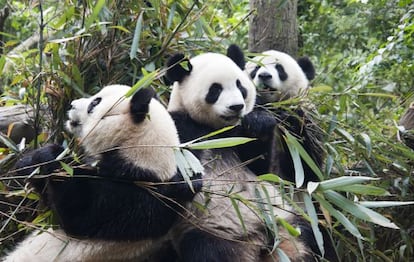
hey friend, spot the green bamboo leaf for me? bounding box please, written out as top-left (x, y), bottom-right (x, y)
top-left (316, 176), bottom-right (379, 191)
top-left (125, 70), bottom-right (159, 97)
top-left (109, 25), bottom-right (131, 33)
top-left (230, 196), bottom-right (247, 234)
top-left (0, 132), bottom-right (19, 153)
top-left (276, 248), bottom-right (291, 262)
top-left (31, 210), bottom-right (52, 224)
top-left (336, 127), bottom-right (355, 143)
top-left (313, 193), bottom-right (363, 239)
top-left (282, 127), bottom-right (324, 181)
top-left (359, 201), bottom-right (414, 208)
top-left (167, 3), bottom-right (177, 29)
top-left (60, 162), bottom-right (73, 176)
top-left (84, 0), bottom-right (106, 30)
top-left (257, 174), bottom-right (289, 184)
top-left (338, 184), bottom-right (390, 196)
top-left (357, 92), bottom-right (397, 99)
top-left (0, 54), bottom-right (6, 75)
top-left (277, 217), bottom-right (301, 237)
top-left (325, 190), bottom-right (399, 229)
top-left (174, 149), bottom-right (194, 192)
top-left (185, 126), bottom-right (236, 145)
top-left (130, 11), bottom-right (144, 60)
top-left (303, 193), bottom-right (325, 256)
top-left (181, 148), bottom-right (204, 175)
top-left (284, 132), bottom-right (304, 187)
top-left (187, 137), bottom-right (256, 150)
top-left (358, 133), bottom-right (372, 157)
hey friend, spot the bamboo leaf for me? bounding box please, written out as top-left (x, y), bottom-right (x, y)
top-left (303, 193), bottom-right (325, 256)
top-left (230, 196), bottom-right (247, 234)
top-left (130, 11), bottom-right (144, 60)
top-left (313, 193), bottom-right (363, 239)
top-left (0, 132), bottom-right (19, 152)
top-left (282, 127), bottom-right (324, 181)
top-left (167, 3), bottom-right (176, 29)
top-left (338, 184), bottom-right (390, 196)
top-left (359, 201), bottom-right (414, 208)
top-left (336, 127), bottom-right (355, 143)
top-left (84, 0), bottom-right (106, 30)
top-left (60, 162), bottom-right (73, 176)
top-left (125, 70), bottom-right (159, 97)
top-left (316, 176), bottom-right (379, 191)
top-left (284, 132), bottom-right (304, 187)
top-left (187, 137), bottom-right (256, 150)
top-left (181, 148), bottom-right (204, 175)
top-left (277, 216), bottom-right (301, 237)
top-left (358, 133), bottom-right (372, 157)
top-left (324, 190), bottom-right (399, 229)
top-left (174, 149), bottom-right (194, 192)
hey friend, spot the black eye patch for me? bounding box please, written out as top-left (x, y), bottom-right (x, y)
top-left (250, 65), bottom-right (260, 79)
top-left (275, 64), bottom-right (288, 81)
top-left (87, 97), bottom-right (102, 114)
top-left (205, 83), bottom-right (223, 104)
top-left (236, 80), bottom-right (247, 99)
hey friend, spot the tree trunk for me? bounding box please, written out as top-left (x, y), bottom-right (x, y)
top-left (249, 0), bottom-right (298, 56)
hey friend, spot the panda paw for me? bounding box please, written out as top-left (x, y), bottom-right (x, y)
top-left (14, 144), bottom-right (65, 176)
top-left (167, 171), bottom-right (203, 201)
top-left (241, 109), bottom-right (277, 140)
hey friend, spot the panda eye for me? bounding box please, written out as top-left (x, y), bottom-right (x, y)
top-left (236, 80), bottom-right (247, 99)
top-left (250, 65), bottom-right (260, 78)
top-left (275, 64), bottom-right (288, 81)
top-left (87, 97), bottom-right (102, 114)
top-left (205, 83), bottom-right (223, 104)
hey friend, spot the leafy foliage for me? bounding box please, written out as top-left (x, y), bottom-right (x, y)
top-left (0, 0), bottom-right (413, 260)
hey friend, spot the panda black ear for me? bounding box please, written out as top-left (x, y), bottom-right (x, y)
top-left (165, 53), bottom-right (193, 83)
top-left (297, 57), bottom-right (315, 81)
top-left (226, 44), bottom-right (245, 70)
top-left (130, 87), bottom-right (156, 123)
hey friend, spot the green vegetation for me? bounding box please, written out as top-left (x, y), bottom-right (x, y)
top-left (0, 0), bottom-right (413, 260)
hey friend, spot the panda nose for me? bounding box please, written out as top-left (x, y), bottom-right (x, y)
top-left (258, 72), bottom-right (272, 81)
top-left (229, 104), bottom-right (244, 112)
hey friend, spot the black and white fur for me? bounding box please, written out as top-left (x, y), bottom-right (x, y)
top-left (240, 50), bottom-right (325, 186)
top-left (3, 85), bottom-right (201, 261)
top-left (165, 45), bottom-right (315, 261)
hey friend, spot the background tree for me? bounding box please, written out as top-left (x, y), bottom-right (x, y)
top-left (249, 0), bottom-right (298, 55)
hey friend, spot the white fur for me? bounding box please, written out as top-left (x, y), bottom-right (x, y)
top-left (168, 53), bottom-right (256, 129)
top-left (2, 229), bottom-right (163, 262)
top-left (245, 50), bottom-right (310, 102)
top-left (4, 85), bottom-right (180, 261)
top-left (67, 84), bottom-right (179, 181)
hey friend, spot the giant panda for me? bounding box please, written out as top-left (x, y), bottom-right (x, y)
top-left (3, 85), bottom-right (201, 261)
top-left (164, 45), bottom-right (320, 261)
top-left (240, 50), bottom-right (325, 186)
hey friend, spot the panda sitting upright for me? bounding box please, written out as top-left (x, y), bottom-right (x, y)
top-left (3, 85), bottom-right (201, 261)
top-left (164, 45), bottom-right (322, 262)
top-left (240, 50), bottom-right (325, 186)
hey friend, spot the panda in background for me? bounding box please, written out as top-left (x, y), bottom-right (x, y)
top-left (240, 50), bottom-right (325, 186)
top-left (164, 45), bottom-right (325, 262)
top-left (3, 85), bottom-right (201, 262)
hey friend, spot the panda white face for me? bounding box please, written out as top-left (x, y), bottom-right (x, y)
top-left (245, 50), bottom-right (315, 103)
top-left (167, 52), bottom-right (256, 129)
top-left (66, 85), bottom-right (179, 181)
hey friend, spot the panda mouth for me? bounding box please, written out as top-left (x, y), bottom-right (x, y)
top-left (257, 82), bottom-right (277, 91)
top-left (220, 114), bottom-right (241, 122)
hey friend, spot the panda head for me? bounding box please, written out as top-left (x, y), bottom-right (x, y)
top-left (165, 45), bottom-right (256, 129)
top-left (245, 50), bottom-right (315, 104)
top-left (66, 84), bottom-right (179, 181)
